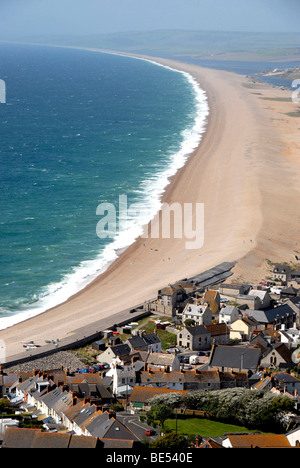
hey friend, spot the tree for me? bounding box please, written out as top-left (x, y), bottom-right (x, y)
top-left (184, 319), bottom-right (195, 327)
top-left (0, 398), bottom-right (13, 414)
top-left (150, 432), bottom-right (189, 450)
top-left (152, 404), bottom-right (173, 429)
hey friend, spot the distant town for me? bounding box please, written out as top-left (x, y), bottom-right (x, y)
top-left (1, 261), bottom-right (300, 449)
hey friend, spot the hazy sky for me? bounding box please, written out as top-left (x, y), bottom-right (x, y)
top-left (0, 0), bottom-right (300, 38)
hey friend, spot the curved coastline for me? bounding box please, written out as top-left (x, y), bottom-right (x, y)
top-left (0, 46), bottom-right (209, 331)
top-left (1, 49), bottom-right (299, 360)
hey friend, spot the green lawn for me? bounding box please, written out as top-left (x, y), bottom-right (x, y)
top-left (135, 316), bottom-right (177, 350)
top-left (164, 417), bottom-right (268, 438)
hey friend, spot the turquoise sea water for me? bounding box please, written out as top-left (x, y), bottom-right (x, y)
top-left (0, 44), bottom-right (208, 328)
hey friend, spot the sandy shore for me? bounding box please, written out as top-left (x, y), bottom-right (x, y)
top-left (1, 53), bottom-right (300, 359)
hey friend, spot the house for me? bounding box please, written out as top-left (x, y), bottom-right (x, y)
top-left (145, 352), bottom-right (180, 371)
top-left (1, 427), bottom-right (101, 449)
top-left (200, 290), bottom-right (220, 314)
top-left (279, 327), bottom-right (300, 349)
top-left (10, 372), bottom-right (55, 407)
top-left (182, 303), bottom-right (212, 326)
top-left (273, 372), bottom-right (300, 396)
top-left (208, 345), bottom-right (261, 373)
top-left (154, 283), bottom-right (190, 317)
top-left (286, 427), bottom-right (300, 447)
top-left (260, 343), bottom-right (293, 370)
top-left (177, 325), bottom-right (211, 351)
top-left (137, 369), bottom-right (249, 392)
top-left (287, 297), bottom-right (300, 328)
top-left (0, 418), bottom-right (19, 435)
top-left (251, 375), bottom-right (273, 392)
top-left (219, 306), bottom-right (239, 325)
top-left (126, 335), bottom-right (149, 353)
top-left (105, 358), bottom-right (138, 396)
top-left (248, 289), bottom-right (271, 309)
top-left (241, 304), bottom-right (295, 331)
top-left (219, 284), bottom-right (251, 297)
top-left (33, 386), bottom-right (73, 424)
top-left (291, 270), bottom-right (300, 284)
top-left (280, 286), bottom-right (299, 298)
top-left (222, 433), bottom-right (292, 448)
top-left (97, 343), bottom-right (131, 365)
top-left (197, 438), bottom-right (223, 449)
top-left (143, 333), bottom-right (162, 353)
top-left (83, 410), bottom-right (129, 438)
top-left (229, 316), bottom-right (259, 342)
top-left (235, 294), bottom-right (262, 310)
top-left (126, 333), bottom-right (162, 354)
top-left (62, 401), bottom-right (98, 434)
top-left (206, 323), bottom-right (230, 345)
top-left (0, 368), bottom-right (33, 398)
top-left (273, 264), bottom-right (291, 283)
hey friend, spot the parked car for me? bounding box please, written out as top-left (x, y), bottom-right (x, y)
top-left (77, 368), bottom-right (90, 374)
top-left (220, 297), bottom-right (229, 303)
top-left (145, 429), bottom-right (156, 436)
top-left (167, 347), bottom-right (179, 354)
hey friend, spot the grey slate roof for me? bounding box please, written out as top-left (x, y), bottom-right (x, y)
top-left (186, 325), bottom-right (210, 336)
top-left (209, 345), bottom-right (261, 371)
top-left (242, 304), bottom-right (295, 324)
top-left (220, 306), bottom-right (238, 316)
top-left (273, 264), bottom-right (291, 274)
top-left (85, 412), bottom-right (137, 441)
top-left (143, 333), bottom-right (161, 345)
top-left (110, 343), bottom-right (131, 357)
top-left (38, 386), bottom-right (73, 415)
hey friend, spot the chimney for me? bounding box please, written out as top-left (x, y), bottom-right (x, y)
top-left (72, 393), bottom-right (77, 406)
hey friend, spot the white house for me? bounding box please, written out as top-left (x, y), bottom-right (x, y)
top-left (182, 303), bottom-right (212, 326)
top-left (219, 306), bottom-right (239, 325)
top-left (279, 326), bottom-right (300, 349)
top-left (105, 358), bottom-right (137, 396)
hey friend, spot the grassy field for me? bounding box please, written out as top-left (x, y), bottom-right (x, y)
top-left (164, 416), bottom-right (269, 437)
top-left (137, 316), bottom-right (177, 350)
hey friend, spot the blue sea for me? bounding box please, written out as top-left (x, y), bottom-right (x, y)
top-left (0, 44), bottom-right (209, 329)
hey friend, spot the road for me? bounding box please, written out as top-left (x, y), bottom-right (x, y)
top-left (117, 413), bottom-right (160, 443)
